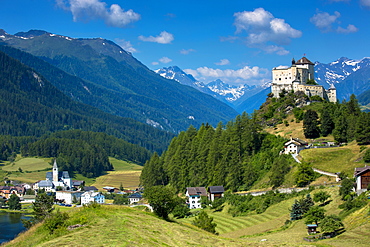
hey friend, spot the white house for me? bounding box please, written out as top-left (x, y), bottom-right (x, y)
top-left (354, 165), bottom-right (370, 194)
top-left (56, 191), bottom-right (84, 204)
top-left (81, 191), bottom-right (105, 205)
top-left (128, 192), bottom-right (142, 204)
top-left (186, 187), bottom-right (207, 209)
top-left (283, 138), bottom-right (308, 154)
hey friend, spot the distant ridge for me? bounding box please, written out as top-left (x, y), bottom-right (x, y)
top-left (0, 29), bottom-right (238, 132)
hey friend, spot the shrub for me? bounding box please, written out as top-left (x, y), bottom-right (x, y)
top-left (43, 212), bottom-right (69, 234)
top-left (192, 211), bottom-right (217, 234)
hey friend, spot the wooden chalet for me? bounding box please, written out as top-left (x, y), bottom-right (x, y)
top-left (354, 165), bottom-right (370, 194)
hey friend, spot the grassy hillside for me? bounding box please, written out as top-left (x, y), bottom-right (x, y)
top-left (299, 141), bottom-right (368, 176)
top-left (4, 205), bottom-right (254, 247)
top-left (5, 187), bottom-right (370, 246)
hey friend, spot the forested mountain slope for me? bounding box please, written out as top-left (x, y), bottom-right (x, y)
top-left (0, 29), bottom-right (238, 132)
top-left (0, 49), bottom-right (174, 154)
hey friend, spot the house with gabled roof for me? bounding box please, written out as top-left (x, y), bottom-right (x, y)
top-left (128, 192), bottom-right (142, 204)
top-left (208, 186), bottom-right (225, 202)
top-left (284, 137), bottom-right (308, 154)
top-left (81, 191), bottom-right (105, 205)
top-left (186, 187), bottom-right (207, 209)
top-left (354, 165), bottom-right (370, 194)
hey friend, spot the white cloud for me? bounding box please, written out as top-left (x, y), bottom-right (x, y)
top-left (310, 11), bottom-right (340, 32)
top-left (56, 0), bottom-right (140, 28)
top-left (152, 61), bottom-right (159, 65)
top-left (310, 10), bottom-right (358, 34)
top-left (159, 57), bottom-right (172, 63)
top-left (180, 49), bottom-right (195, 55)
top-left (337, 24), bottom-right (359, 33)
top-left (360, 0), bottom-right (370, 7)
top-left (233, 8), bottom-right (302, 48)
top-left (215, 59), bottom-right (230, 66)
top-left (138, 31), bottom-right (174, 44)
top-left (263, 45), bottom-right (290, 55)
top-left (184, 66), bottom-right (269, 86)
top-left (115, 38), bottom-right (137, 53)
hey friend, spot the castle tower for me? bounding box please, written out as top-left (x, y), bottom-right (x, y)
top-left (52, 160), bottom-right (59, 182)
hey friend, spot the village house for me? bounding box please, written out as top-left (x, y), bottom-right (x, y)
top-left (83, 186), bottom-right (98, 192)
top-left (354, 165), bottom-right (370, 194)
top-left (208, 186), bottom-right (225, 202)
top-left (283, 137), bottom-right (308, 154)
top-left (271, 57), bottom-right (337, 102)
top-left (81, 191), bottom-right (105, 205)
top-left (56, 191), bottom-right (84, 204)
top-left (72, 180), bottom-right (85, 189)
top-left (128, 192), bottom-right (142, 204)
top-left (102, 186), bottom-right (119, 193)
top-left (185, 187), bottom-right (207, 209)
top-left (0, 186), bottom-right (26, 199)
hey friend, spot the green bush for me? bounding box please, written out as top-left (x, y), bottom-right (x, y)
top-left (43, 212), bottom-right (69, 234)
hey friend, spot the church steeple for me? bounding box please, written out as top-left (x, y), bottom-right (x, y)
top-left (53, 159), bottom-right (58, 182)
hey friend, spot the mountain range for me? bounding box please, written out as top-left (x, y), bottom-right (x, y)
top-left (0, 29), bottom-right (237, 133)
top-left (156, 57), bottom-right (370, 113)
top-left (155, 66), bottom-right (269, 113)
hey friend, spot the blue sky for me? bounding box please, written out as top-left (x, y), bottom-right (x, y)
top-left (1, 0), bottom-right (369, 86)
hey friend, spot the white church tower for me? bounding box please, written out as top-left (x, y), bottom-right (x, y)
top-left (53, 159), bottom-right (59, 182)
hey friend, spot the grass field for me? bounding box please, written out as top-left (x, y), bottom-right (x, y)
top-left (90, 158), bottom-right (143, 190)
top-left (300, 141), bottom-right (366, 176)
top-left (2, 157), bottom-right (52, 172)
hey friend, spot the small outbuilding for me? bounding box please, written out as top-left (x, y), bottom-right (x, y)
top-left (307, 224), bottom-right (318, 234)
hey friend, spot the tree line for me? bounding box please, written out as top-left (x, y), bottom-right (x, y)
top-left (302, 94), bottom-right (370, 144)
top-left (140, 113), bottom-right (294, 192)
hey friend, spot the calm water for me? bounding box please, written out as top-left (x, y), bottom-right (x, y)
top-left (0, 212), bottom-right (28, 244)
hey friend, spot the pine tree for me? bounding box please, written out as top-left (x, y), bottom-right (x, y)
top-left (303, 109), bottom-right (320, 138)
top-left (355, 112), bottom-right (370, 145)
top-left (320, 108), bottom-right (334, 136)
top-left (300, 194), bottom-right (315, 214)
top-left (290, 199), bottom-right (303, 220)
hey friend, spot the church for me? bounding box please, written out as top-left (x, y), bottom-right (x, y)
top-left (33, 160), bottom-right (72, 192)
top-left (271, 56), bottom-right (337, 102)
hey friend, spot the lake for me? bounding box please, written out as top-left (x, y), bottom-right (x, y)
top-left (0, 212), bottom-right (28, 244)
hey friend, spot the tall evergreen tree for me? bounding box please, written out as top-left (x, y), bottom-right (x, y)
top-left (320, 108), bottom-right (334, 136)
top-left (290, 199), bottom-right (303, 220)
top-left (333, 115), bottom-right (348, 143)
top-left (355, 112), bottom-right (370, 145)
top-left (303, 109), bottom-right (320, 139)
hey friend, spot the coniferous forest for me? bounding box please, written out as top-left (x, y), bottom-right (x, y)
top-left (140, 113), bottom-right (294, 192)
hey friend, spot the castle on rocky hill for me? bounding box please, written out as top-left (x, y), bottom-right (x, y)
top-left (271, 57), bottom-right (336, 102)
